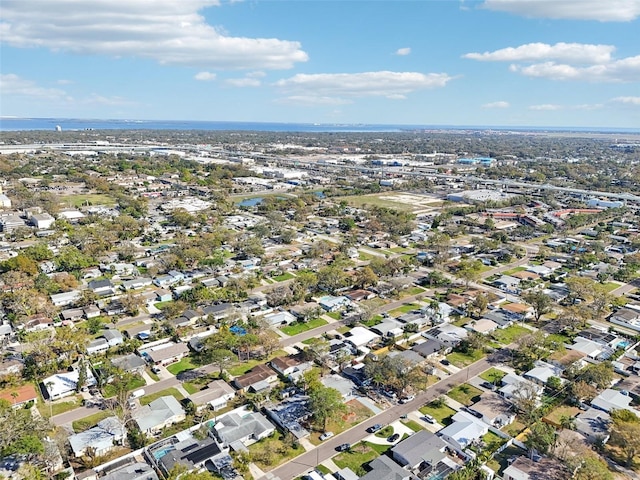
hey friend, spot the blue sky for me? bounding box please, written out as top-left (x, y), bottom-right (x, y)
top-left (1, 0), bottom-right (639, 127)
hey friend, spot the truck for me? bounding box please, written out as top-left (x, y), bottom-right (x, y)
top-left (129, 389), bottom-right (145, 399)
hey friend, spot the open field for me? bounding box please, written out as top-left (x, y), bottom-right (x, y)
top-left (60, 193), bottom-right (116, 207)
top-left (336, 192), bottom-right (443, 213)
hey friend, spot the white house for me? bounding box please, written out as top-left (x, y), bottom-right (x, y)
top-left (438, 410), bottom-right (488, 452)
top-left (42, 367), bottom-right (98, 400)
top-left (69, 417), bottom-right (125, 457)
top-left (133, 395), bottom-right (185, 434)
top-left (344, 326), bottom-right (380, 349)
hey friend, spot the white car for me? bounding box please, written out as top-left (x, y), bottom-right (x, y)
top-left (399, 395), bottom-right (415, 404)
top-left (422, 414), bottom-right (436, 424)
top-left (319, 431), bottom-right (334, 441)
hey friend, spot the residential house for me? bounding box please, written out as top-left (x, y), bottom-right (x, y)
top-left (0, 323), bottom-right (13, 340)
top-left (422, 324), bottom-right (468, 347)
top-left (143, 342), bottom-right (190, 366)
top-left (391, 429), bottom-right (449, 471)
top-left (493, 275), bottom-right (521, 293)
top-left (121, 277), bottom-right (153, 290)
top-left (84, 305), bottom-right (101, 319)
top-left (270, 354), bottom-right (312, 381)
top-left (0, 358), bottom-right (23, 377)
top-left (360, 455), bottom-right (420, 480)
top-left (87, 329), bottom-right (124, 355)
top-left (576, 408), bottom-right (611, 444)
top-left (111, 353), bottom-right (147, 375)
top-left (343, 326), bottom-right (381, 350)
top-left (524, 361), bottom-right (564, 386)
top-left (42, 367), bottom-right (98, 400)
top-left (264, 311), bottom-right (296, 327)
top-left (345, 289), bottom-right (376, 302)
top-left (203, 303), bottom-right (235, 322)
top-left (155, 289), bottom-right (172, 302)
top-left (467, 318), bottom-right (499, 335)
top-left (498, 374), bottom-right (544, 405)
top-left (438, 410), bottom-right (488, 453)
top-left (467, 392), bottom-right (515, 428)
top-left (371, 318), bottom-right (403, 338)
top-left (69, 417), bottom-right (125, 457)
top-left (23, 314), bottom-right (54, 332)
top-left (482, 310), bottom-right (516, 329)
top-left (233, 363), bottom-right (278, 393)
top-left (88, 279), bottom-right (115, 296)
top-left (318, 295), bottom-right (350, 312)
top-left (188, 379), bottom-right (236, 412)
top-left (501, 303), bottom-right (534, 319)
top-left (591, 389), bottom-right (638, 415)
top-left (609, 307), bottom-right (640, 331)
top-left (100, 462), bottom-right (158, 480)
top-left (29, 213), bottom-right (55, 229)
top-left (0, 384), bottom-right (38, 408)
top-left (264, 395), bottom-right (312, 439)
top-left (503, 456), bottom-right (569, 480)
top-left (133, 396), bottom-right (185, 434)
top-left (411, 338), bottom-right (447, 359)
top-left (60, 308), bottom-right (84, 322)
top-left (155, 436), bottom-right (229, 477)
top-left (211, 407), bottom-right (275, 448)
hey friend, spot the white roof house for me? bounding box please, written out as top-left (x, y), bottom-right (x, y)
top-left (591, 389), bottom-right (637, 415)
top-left (438, 410), bottom-right (488, 452)
top-left (134, 395), bottom-right (185, 434)
top-left (344, 326), bottom-right (380, 349)
top-left (42, 367), bottom-right (97, 400)
top-left (524, 361), bottom-right (564, 386)
top-left (69, 416), bottom-right (125, 457)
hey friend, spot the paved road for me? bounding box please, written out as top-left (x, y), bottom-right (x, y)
top-left (263, 356), bottom-right (494, 480)
top-left (51, 405), bottom-right (96, 427)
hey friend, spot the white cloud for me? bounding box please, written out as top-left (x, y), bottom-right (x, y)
top-left (482, 0), bottom-right (640, 22)
top-left (57, 79), bottom-right (74, 85)
top-left (510, 56), bottom-right (640, 82)
top-left (0, 0), bottom-right (308, 70)
top-left (396, 47), bottom-right (411, 56)
top-left (195, 71), bottom-right (217, 81)
top-left (83, 94), bottom-right (135, 106)
top-left (247, 71), bottom-right (266, 78)
top-left (612, 96), bottom-right (640, 105)
top-left (529, 104), bottom-right (562, 111)
top-left (274, 71), bottom-right (453, 105)
top-left (464, 42), bottom-right (614, 64)
top-left (275, 96), bottom-right (353, 106)
top-left (225, 77), bottom-right (261, 87)
top-left (482, 101), bottom-right (510, 108)
top-left (0, 73), bottom-right (70, 100)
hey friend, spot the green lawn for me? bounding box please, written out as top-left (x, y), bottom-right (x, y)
top-left (154, 301), bottom-right (174, 310)
top-left (281, 318), bottom-right (328, 336)
top-left (389, 303), bottom-right (419, 316)
top-left (375, 426), bottom-right (394, 438)
top-left (601, 282), bottom-right (621, 292)
top-left (358, 251), bottom-right (378, 261)
top-left (167, 357), bottom-right (198, 375)
top-left (39, 395), bottom-right (82, 419)
top-left (183, 382), bottom-right (201, 395)
top-left (273, 272), bottom-right (295, 282)
top-left (309, 399), bottom-right (374, 446)
top-left (248, 432), bottom-right (304, 471)
top-left (479, 367), bottom-right (507, 384)
top-left (447, 383), bottom-right (483, 406)
top-left (403, 286), bottom-right (426, 296)
top-left (502, 419), bottom-right (526, 437)
top-left (446, 349), bottom-right (485, 367)
top-left (419, 402), bottom-right (456, 425)
top-left (326, 311), bottom-right (342, 320)
top-left (102, 375), bottom-right (146, 398)
top-left (502, 266), bottom-right (527, 276)
top-left (336, 326), bottom-right (350, 334)
top-left (72, 410), bottom-right (112, 433)
top-left (336, 193), bottom-right (418, 212)
top-left (402, 419), bottom-right (424, 432)
top-left (544, 405), bottom-right (580, 425)
top-left (146, 368), bottom-right (160, 382)
top-left (361, 314), bottom-right (383, 327)
top-left (481, 431), bottom-right (507, 453)
top-left (227, 350), bottom-right (287, 377)
top-left (486, 445), bottom-right (526, 475)
top-left (139, 387), bottom-right (184, 406)
top-left (491, 325), bottom-right (531, 345)
top-left (333, 442), bottom-right (386, 476)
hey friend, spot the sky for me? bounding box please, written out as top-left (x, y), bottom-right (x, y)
top-left (1, 0), bottom-right (640, 128)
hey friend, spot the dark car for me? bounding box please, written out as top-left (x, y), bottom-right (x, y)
top-left (440, 359), bottom-right (450, 366)
top-left (480, 381), bottom-right (497, 391)
top-left (336, 443), bottom-right (351, 452)
top-left (367, 423), bottom-right (383, 433)
top-left (387, 433), bottom-right (400, 443)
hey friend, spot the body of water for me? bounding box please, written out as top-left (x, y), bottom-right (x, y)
top-left (1, 117), bottom-right (638, 134)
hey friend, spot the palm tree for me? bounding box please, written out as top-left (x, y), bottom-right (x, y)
top-left (10, 391), bottom-right (18, 406)
top-left (45, 381), bottom-right (54, 417)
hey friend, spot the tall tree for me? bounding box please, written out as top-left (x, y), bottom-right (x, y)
top-left (308, 384), bottom-right (347, 431)
top-left (610, 409), bottom-right (640, 467)
top-left (522, 290), bottom-right (554, 323)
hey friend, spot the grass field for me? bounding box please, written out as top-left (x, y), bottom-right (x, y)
top-left (336, 194), bottom-right (418, 212)
top-left (491, 324), bottom-right (532, 345)
top-left (248, 432), bottom-right (304, 471)
top-left (479, 367), bottom-right (507, 384)
top-left (227, 349), bottom-right (287, 376)
top-left (273, 272), bottom-right (295, 282)
top-left (333, 442), bottom-right (389, 476)
top-left (39, 395), bottom-right (83, 419)
top-left (447, 383), bottom-right (483, 406)
top-left (326, 312), bottom-right (342, 320)
top-left (140, 387), bottom-right (184, 406)
top-left (60, 193), bottom-right (116, 207)
top-left (167, 357), bottom-right (199, 376)
top-left (401, 419), bottom-right (424, 432)
top-left (446, 348), bottom-right (485, 367)
top-left (103, 375), bottom-right (146, 398)
top-left (389, 303), bottom-right (419, 316)
top-left (72, 410), bottom-right (112, 433)
top-left (281, 318), bottom-right (328, 336)
top-left (309, 399), bottom-right (374, 446)
top-left (419, 402), bottom-right (456, 425)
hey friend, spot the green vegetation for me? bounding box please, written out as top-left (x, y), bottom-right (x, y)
top-left (446, 349), bottom-right (485, 367)
top-left (139, 387), bottom-right (184, 405)
top-left (248, 432), bottom-right (303, 471)
top-left (273, 272), bottom-right (295, 282)
top-left (375, 426), bottom-right (394, 438)
top-left (333, 442), bottom-right (390, 476)
top-left (38, 395), bottom-right (83, 419)
top-left (72, 410), bottom-right (112, 433)
top-left (336, 193), bottom-right (417, 212)
top-left (479, 367), bottom-right (507, 384)
top-left (326, 311), bottom-right (342, 320)
top-left (486, 445), bottom-right (526, 475)
top-left (281, 318), bottom-right (328, 336)
top-left (361, 314), bottom-right (383, 327)
top-left (389, 303), bottom-right (419, 316)
top-left (419, 402), bottom-right (456, 425)
top-left (183, 382), bottom-right (201, 395)
top-left (447, 383), bottom-right (483, 406)
top-left (491, 324), bottom-right (531, 345)
top-left (309, 399), bottom-right (373, 446)
top-left (60, 193), bottom-right (116, 207)
top-left (401, 419), bottom-right (424, 432)
top-left (227, 349), bottom-right (287, 376)
top-left (103, 375), bottom-right (145, 398)
top-left (167, 357), bottom-right (198, 375)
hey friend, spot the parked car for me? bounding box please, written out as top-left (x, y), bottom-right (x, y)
top-left (422, 414), bottom-right (436, 424)
top-left (367, 423), bottom-right (383, 433)
top-left (399, 395), bottom-right (415, 404)
top-left (480, 381), bottom-right (497, 391)
top-left (387, 433), bottom-right (400, 442)
top-left (319, 432), bottom-right (334, 441)
top-left (336, 443), bottom-right (351, 452)
top-left (440, 359), bottom-right (450, 366)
